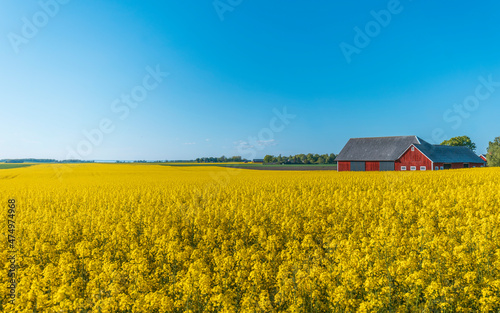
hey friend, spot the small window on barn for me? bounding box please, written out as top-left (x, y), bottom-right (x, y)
top-left (435, 166), bottom-right (439, 170)
top-left (410, 166), bottom-right (416, 171)
top-left (440, 166), bottom-right (444, 170)
top-left (420, 166), bottom-right (426, 171)
top-left (411, 146), bottom-right (415, 151)
top-left (401, 166), bottom-right (407, 171)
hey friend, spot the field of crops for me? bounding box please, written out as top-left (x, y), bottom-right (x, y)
top-left (0, 164), bottom-right (34, 170)
top-left (1, 164), bottom-right (500, 312)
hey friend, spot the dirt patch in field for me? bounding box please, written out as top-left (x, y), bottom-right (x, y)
top-left (223, 166), bottom-right (337, 171)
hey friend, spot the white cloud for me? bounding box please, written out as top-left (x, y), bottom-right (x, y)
top-left (257, 139), bottom-right (277, 147)
top-left (234, 139), bottom-right (277, 149)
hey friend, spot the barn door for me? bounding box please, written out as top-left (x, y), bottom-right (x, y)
top-left (380, 162), bottom-right (395, 171)
top-left (444, 164), bottom-right (452, 169)
top-left (350, 162), bottom-right (365, 171)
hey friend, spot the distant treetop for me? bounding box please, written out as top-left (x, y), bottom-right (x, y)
top-left (440, 136), bottom-right (476, 152)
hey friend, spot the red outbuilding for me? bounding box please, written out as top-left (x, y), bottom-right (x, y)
top-left (336, 136), bottom-right (486, 172)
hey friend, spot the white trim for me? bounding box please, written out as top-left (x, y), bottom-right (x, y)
top-left (411, 145), bottom-right (434, 164)
top-left (397, 144), bottom-right (414, 160)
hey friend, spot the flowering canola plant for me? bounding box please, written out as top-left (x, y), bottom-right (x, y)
top-left (1, 164), bottom-right (500, 312)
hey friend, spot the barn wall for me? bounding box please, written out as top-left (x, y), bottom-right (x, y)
top-left (432, 162), bottom-right (485, 170)
top-left (395, 146), bottom-right (432, 171)
top-left (451, 162), bottom-right (485, 169)
top-left (434, 163), bottom-right (444, 170)
top-left (338, 161), bottom-right (351, 172)
top-left (366, 161), bottom-right (380, 171)
top-left (471, 163), bottom-right (485, 168)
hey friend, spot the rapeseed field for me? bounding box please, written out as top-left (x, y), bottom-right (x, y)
top-left (1, 164), bottom-right (499, 312)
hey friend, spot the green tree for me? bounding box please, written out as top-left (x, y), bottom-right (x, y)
top-left (487, 137), bottom-right (500, 167)
top-left (441, 135), bottom-right (477, 152)
top-left (314, 154), bottom-right (320, 163)
top-left (264, 155), bottom-right (274, 164)
top-left (327, 153), bottom-right (336, 164)
top-left (231, 156), bottom-right (242, 162)
top-left (262, 153), bottom-right (337, 164)
top-left (306, 153), bottom-right (314, 164)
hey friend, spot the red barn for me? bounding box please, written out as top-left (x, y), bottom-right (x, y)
top-left (336, 136), bottom-right (486, 172)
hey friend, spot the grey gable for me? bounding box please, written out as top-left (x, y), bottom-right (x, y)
top-left (336, 136), bottom-right (421, 161)
top-left (414, 141), bottom-right (486, 164)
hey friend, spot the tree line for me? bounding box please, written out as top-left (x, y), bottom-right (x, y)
top-left (485, 137), bottom-right (500, 167)
top-left (195, 156), bottom-right (245, 163)
top-left (4, 135), bottom-right (499, 166)
top-left (1, 159), bottom-right (95, 164)
top-left (264, 153), bottom-right (337, 164)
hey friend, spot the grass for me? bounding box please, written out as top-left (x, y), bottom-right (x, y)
top-left (0, 163), bottom-right (34, 170)
top-left (160, 163), bottom-right (338, 171)
top-left (0, 162), bottom-right (337, 171)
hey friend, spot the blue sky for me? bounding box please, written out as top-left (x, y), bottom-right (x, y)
top-left (1, 0), bottom-right (500, 160)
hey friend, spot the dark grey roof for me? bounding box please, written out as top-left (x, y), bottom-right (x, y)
top-left (337, 136), bottom-right (486, 164)
top-left (336, 136), bottom-right (421, 161)
top-left (414, 141), bottom-right (486, 164)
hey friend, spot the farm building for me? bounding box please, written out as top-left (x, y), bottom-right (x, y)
top-left (336, 136), bottom-right (486, 172)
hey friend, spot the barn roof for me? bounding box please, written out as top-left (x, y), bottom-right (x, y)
top-left (336, 136), bottom-right (486, 164)
top-left (414, 141), bottom-right (486, 164)
top-left (336, 136), bottom-right (421, 161)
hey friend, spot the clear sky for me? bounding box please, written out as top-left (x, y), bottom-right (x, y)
top-left (1, 0), bottom-right (500, 160)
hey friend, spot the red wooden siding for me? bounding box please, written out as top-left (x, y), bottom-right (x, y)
top-left (453, 163), bottom-right (485, 169)
top-left (471, 163), bottom-right (485, 168)
top-left (431, 162), bottom-right (485, 170)
top-left (338, 161), bottom-right (351, 172)
top-left (366, 161), bottom-right (380, 171)
top-left (395, 146), bottom-right (432, 171)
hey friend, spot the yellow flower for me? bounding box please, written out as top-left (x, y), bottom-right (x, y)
top-left (0, 164), bottom-right (499, 311)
